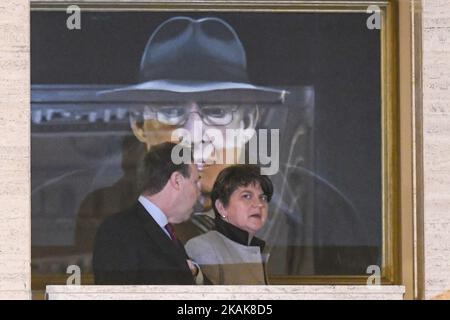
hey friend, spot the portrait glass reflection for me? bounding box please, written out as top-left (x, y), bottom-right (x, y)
top-left (31, 9), bottom-right (382, 288)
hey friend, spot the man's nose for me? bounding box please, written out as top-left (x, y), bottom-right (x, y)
top-left (183, 103), bottom-right (204, 144)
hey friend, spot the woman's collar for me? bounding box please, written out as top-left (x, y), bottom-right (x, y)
top-left (214, 217), bottom-right (265, 250)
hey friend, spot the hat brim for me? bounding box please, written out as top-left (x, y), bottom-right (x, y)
top-left (97, 80), bottom-right (288, 104)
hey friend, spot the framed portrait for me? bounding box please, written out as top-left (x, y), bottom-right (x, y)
top-left (30, 0), bottom-right (405, 296)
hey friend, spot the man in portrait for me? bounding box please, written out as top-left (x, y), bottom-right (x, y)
top-left (88, 16), bottom-right (288, 242)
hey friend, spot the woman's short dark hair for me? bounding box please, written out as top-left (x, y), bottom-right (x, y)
top-left (211, 165), bottom-right (273, 218)
top-left (138, 142), bottom-right (192, 195)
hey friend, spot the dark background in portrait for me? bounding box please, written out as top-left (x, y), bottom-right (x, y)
top-left (31, 11), bottom-right (381, 282)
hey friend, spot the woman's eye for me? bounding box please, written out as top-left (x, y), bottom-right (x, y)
top-left (260, 195), bottom-right (269, 202)
top-left (242, 193), bottom-right (252, 200)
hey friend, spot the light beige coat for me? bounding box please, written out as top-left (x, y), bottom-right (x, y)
top-left (186, 231), bottom-right (268, 285)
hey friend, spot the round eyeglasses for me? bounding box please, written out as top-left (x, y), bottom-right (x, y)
top-left (141, 104), bottom-right (256, 126)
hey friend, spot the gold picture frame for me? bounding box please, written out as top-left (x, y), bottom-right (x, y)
top-left (29, 0), bottom-right (422, 300)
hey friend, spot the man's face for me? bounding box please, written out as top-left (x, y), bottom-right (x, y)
top-left (132, 102), bottom-right (257, 209)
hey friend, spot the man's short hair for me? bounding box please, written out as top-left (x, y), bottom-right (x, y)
top-left (138, 142), bottom-right (192, 195)
top-left (211, 164), bottom-right (274, 219)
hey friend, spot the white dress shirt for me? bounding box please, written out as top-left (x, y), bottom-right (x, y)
top-left (138, 195), bottom-right (172, 239)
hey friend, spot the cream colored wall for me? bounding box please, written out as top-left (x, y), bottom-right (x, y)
top-left (0, 0), bottom-right (448, 300)
top-left (422, 0), bottom-right (450, 300)
top-left (0, 0), bottom-right (31, 300)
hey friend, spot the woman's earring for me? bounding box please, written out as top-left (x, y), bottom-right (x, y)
top-left (221, 215), bottom-right (228, 221)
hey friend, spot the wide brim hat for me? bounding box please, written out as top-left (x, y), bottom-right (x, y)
top-left (99, 17), bottom-right (288, 104)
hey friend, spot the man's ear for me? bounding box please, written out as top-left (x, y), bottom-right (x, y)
top-left (129, 113), bottom-right (148, 144)
top-left (215, 199), bottom-right (227, 218)
top-left (169, 171), bottom-right (183, 190)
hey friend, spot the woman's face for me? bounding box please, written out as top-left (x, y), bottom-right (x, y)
top-left (216, 182), bottom-right (269, 236)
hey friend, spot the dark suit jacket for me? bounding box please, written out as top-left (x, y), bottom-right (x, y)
top-left (93, 202), bottom-right (195, 285)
